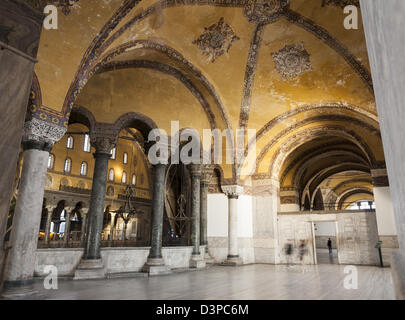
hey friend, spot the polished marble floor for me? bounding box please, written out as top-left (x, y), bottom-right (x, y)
top-left (24, 263), bottom-right (395, 300)
top-left (316, 248), bottom-right (338, 264)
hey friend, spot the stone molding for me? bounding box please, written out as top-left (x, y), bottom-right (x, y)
top-left (371, 168), bottom-right (389, 187)
top-left (23, 118), bottom-right (66, 149)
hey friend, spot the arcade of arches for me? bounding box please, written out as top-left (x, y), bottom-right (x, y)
top-left (1, 0), bottom-right (405, 299)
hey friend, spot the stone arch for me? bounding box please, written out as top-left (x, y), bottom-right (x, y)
top-left (112, 112), bottom-right (158, 142)
top-left (336, 188), bottom-right (374, 210)
top-left (69, 105), bottom-right (96, 133)
top-left (265, 125), bottom-right (377, 181)
top-left (245, 104), bottom-right (379, 158)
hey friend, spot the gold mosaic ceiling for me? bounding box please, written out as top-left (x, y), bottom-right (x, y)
top-left (33, 0), bottom-right (383, 194)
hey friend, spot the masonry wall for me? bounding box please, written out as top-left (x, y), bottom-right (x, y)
top-left (277, 211), bottom-right (379, 265)
top-left (207, 193), bottom-right (255, 264)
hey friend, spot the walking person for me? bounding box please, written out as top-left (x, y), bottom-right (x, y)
top-left (298, 240), bottom-right (307, 273)
top-left (327, 238), bottom-right (332, 254)
top-left (284, 242), bottom-right (293, 268)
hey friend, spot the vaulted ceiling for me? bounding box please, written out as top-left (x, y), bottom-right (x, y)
top-left (31, 0), bottom-right (384, 190)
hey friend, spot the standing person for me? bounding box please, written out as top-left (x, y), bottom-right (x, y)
top-left (285, 242), bottom-right (293, 268)
top-left (327, 238), bottom-right (332, 254)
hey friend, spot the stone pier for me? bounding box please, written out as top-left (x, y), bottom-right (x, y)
top-left (2, 119), bottom-right (65, 298)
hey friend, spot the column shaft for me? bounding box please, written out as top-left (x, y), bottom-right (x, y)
top-left (3, 148), bottom-right (49, 287)
top-left (190, 167), bottom-right (201, 256)
top-left (83, 153), bottom-right (110, 260)
top-left (200, 181), bottom-right (209, 252)
top-left (228, 196), bottom-right (239, 258)
top-left (44, 207), bottom-right (53, 245)
top-left (148, 164), bottom-right (166, 259)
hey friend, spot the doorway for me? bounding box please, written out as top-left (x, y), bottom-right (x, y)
top-left (313, 221), bottom-right (339, 264)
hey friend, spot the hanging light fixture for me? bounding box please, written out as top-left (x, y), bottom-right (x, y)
top-left (111, 185), bottom-right (143, 240)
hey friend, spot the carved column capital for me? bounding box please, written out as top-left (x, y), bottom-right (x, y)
top-left (187, 164), bottom-right (202, 177)
top-left (90, 136), bottom-right (116, 154)
top-left (90, 123), bottom-right (118, 154)
top-left (201, 164), bottom-right (215, 184)
top-left (222, 185), bottom-right (243, 199)
top-left (22, 118), bottom-right (66, 151)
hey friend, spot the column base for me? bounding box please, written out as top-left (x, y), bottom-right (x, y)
top-left (204, 251), bottom-right (215, 264)
top-left (221, 256), bottom-right (243, 266)
top-left (142, 258), bottom-right (171, 276)
top-left (73, 259), bottom-right (106, 280)
top-left (1, 280), bottom-right (39, 299)
top-left (391, 250), bottom-right (405, 300)
top-left (190, 254), bottom-right (206, 269)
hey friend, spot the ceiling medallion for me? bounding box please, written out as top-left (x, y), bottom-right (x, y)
top-left (271, 42), bottom-right (312, 80)
top-left (193, 17), bottom-right (240, 63)
top-left (322, 0), bottom-right (360, 8)
top-left (244, 0), bottom-right (290, 24)
top-left (52, 0), bottom-right (80, 16)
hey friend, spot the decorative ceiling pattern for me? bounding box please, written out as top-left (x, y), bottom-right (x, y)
top-left (243, 0), bottom-right (290, 24)
top-left (31, 0), bottom-right (384, 187)
top-left (53, 0), bottom-right (80, 16)
top-left (271, 42), bottom-right (312, 79)
top-left (322, 0), bottom-right (360, 7)
top-left (193, 17), bottom-right (240, 63)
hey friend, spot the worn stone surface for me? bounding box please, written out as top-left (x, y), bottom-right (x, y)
top-left (252, 179), bottom-right (279, 264)
top-left (361, 0), bottom-right (405, 298)
top-left (0, 50), bottom-right (35, 289)
top-left (277, 211), bottom-right (379, 265)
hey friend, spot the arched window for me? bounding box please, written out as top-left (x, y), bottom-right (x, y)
top-left (132, 174), bottom-right (136, 186)
top-left (66, 136), bottom-right (74, 149)
top-left (123, 152), bottom-right (128, 164)
top-left (110, 147), bottom-right (116, 160)
top-left (47, 154), bottom-right (55, 169)
top-left (109, 168), bottom-right (115, 182)
top-left (122, 171), bottom-right (127, 184)
top-left (64, 158), bottom-right (72, 173)
top-left (80, 162), bottom-right (88, 176)
top-left (83, 134), bottom-right (91, 152)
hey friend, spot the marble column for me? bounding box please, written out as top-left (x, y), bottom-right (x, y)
top-left (80, 212), bottom-right (88, 246)
top-left (44, 205), bottom-right (54, 245)
top-left (222, 185), bottom-right (244, 266)
top-left (74, 136), bottom-right (114, 280)
top-left (200, 165), bottom-right (214, 263)
top-left (143, 164), bottom-right (170, 275)
top-left (188, 164), bottom-right (205, 269)
top-left (0, 1), bottom-right (44, 292)
top-left (109, 213), bottom-right (116, 241)
top-left (63, 208), bottom-right (72, 247)
top-left (361, 0), bottom-right (405, 299)
top-left (2, 119), bottom-right (65, 297)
